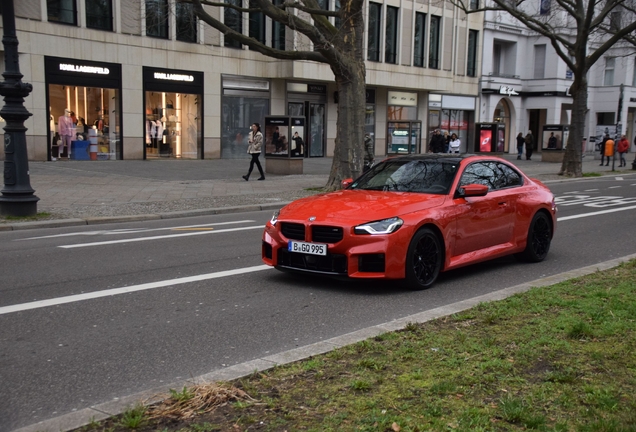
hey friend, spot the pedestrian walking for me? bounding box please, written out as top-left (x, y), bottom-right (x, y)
top-left (443, 131), bottom-right (450, 153)
top-left (363, 133), bottom-right (374, 171)
top-left (617, 135), bottom-right (629, 167)
top-left (242, 123), bottom-right (265, 181)
top-left (428, 130), bottom-right (445, 153)
top-left (516, 132), bottom-right (524, 160)
top-left (600, 134), bottom-right (612, 166)
top-left (524, 130), bottom-right (534, 160)
top-left (448, 133), bottom-right (461, 153)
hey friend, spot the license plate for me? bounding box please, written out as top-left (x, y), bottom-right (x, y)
top-left (288, 240), bottom-right (327, 256)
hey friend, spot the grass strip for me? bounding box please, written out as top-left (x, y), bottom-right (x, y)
top-left (78, 260), bottom-right (636, 432)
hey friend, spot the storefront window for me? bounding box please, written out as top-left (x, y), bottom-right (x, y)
top-left (388, 106), bottom-right (417, 121)
top-left (145, 92), bottom-right (202, 158)
top-left (48, 84), bottom-right (120, 160)
top-left (221, 97), bottom-right (269, 158)
top-left (427, 109), bottom-right (474, 153)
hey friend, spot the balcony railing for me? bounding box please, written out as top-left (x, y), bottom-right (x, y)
top-left (488, 72), bottom-right (520, 79)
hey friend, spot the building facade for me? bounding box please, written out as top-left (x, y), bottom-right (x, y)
top-left (479, 4), bottom-right (636, 157)
top-left (0, 0), bottom-right (482, 162)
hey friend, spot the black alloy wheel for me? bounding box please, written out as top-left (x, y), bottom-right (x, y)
top-left (405, 228), bottom-right (442, 290)
top-left (518, 212), bottom-right (552, 262)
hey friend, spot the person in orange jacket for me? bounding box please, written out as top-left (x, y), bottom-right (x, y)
top-left (617, 135), bottom-right (629, 167)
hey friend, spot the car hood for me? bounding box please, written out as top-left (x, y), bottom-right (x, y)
top-left (279, 190), bottom-right (447, 223)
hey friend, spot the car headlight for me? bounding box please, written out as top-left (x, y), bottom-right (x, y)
top-left (354, 217), bottom-right (403, 235)
top-left (270, 210), bottom-right (280, 226)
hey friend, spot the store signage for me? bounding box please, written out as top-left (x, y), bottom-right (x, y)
top-left (308, 84), bottom-right (326, 94)
top-left (154, 72), bottom-right (195, 82)
top-left (499, 85), bottom-right (519, 96)
top-left (388, 91), bottom-right (417, 107)
top-left (59, 63), bottom-right (110, 75)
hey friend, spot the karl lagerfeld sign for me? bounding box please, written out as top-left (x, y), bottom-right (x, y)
top-left (499, 86), bottom-right (519, 96)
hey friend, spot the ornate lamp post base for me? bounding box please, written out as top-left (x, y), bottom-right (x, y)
top-left (0, 0), bottom-right (39, 217)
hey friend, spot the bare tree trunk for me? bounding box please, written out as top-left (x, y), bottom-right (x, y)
top-left (559, 77), bottom-right (587, 177)
top-left (325, 67), bottom-right (366, 190)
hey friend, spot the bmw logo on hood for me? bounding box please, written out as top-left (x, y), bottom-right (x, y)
top-left (308, 216), bottom-right (316, 221)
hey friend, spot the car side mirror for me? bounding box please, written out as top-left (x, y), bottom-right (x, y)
top-left (341, 178), bottom-right (353, 188)
top-left (456, 183), bottom-right (488, 198)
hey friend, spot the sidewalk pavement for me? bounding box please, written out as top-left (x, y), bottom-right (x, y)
top-left (0, 152), bottom-right (633, 231)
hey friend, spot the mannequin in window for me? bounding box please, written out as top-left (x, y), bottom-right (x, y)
top-left (146, 117), bottom-right (156, 148)
top-left (58, 108), bottom-right (75, 158)
top-left (155, 119), bottom-right (164, 149)
top-left (94, 117), bottom-right (104, 132)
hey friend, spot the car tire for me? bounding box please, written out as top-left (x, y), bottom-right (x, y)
top-left (517, 212), bottom-right (552, 262)
top-left (404, 228), bottom-right (443, 290)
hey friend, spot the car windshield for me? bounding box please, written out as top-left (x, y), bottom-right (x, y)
top-left (350, 159), bottom-right (460, 194)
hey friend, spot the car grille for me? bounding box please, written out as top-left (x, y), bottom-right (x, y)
top-left (280, 222), bottom-right (305, 240)
top-left (312, 226), bottom-right (343, 243)
top-left (280, 223), bottom-right (344, 244)
top-left (277, 248), bottom-right (347, 275)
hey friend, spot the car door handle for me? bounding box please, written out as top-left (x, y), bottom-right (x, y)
top-left (498, 201), bottom-right (507, 206)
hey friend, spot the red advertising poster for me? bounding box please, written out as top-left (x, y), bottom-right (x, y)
top-left (480, 129), bottom-right (492, 152)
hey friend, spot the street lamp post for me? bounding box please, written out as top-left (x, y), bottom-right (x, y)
top-left (0, 0), bottom-right (39, 216)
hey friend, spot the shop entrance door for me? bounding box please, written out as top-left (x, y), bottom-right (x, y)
top-left (288, 101), bottom-right (325, 157)
top-left (387, 121), bottom-right (421, 155)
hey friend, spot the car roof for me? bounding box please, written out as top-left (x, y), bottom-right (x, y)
top-left (382, 154), bottom-right (486, 164)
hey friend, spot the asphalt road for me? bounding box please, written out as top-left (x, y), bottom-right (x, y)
top-left (2, 174), bottom-right (636, 431)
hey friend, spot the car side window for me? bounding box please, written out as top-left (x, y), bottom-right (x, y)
top-left (460, 162), bottom-right (523, 192)
top-left (459, 162), bottom-right (496, 190)
top-left (494, 163), bottom-right (523, 189)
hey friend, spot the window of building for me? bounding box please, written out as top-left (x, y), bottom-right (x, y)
top-left (610, 11), bottom-right (621, 32)
top-left (272, 0), bottom-right (286, 50)
top-left (469, 0), bottom-right (479, 9)
top-left (249, 0), bottom-right (265, 46)
top-left (145, 91), bottom-right (202, 159)
top-left (385, 6), bottom-right (398, 64)
top-left (604, 57), bottom-right (615, 86)
top-left (334, 0), bottom-right (341, 29)
top-left (429, 15), bottom-right (441, 69)
top-left (222, 96), bottom-right (270, 158)
top-left (493, 43), bottom-right (501, 75)
top-left (224, 0), bottom-right (243, 48)
top-left (413, 12), bottom-right (426, 67)
top-left (146, 0), bottom-right (169, 39)
top-left (49, 85), bottom-right (121, 160)
top-left (597, 112), bottom-right (615, 125)
top-left (533, 44), bottom-right (546, 79)
top-left (467, 30), bottom-right (478, 77)
top-left (176, 1), bottom-right (197, 42)
top-left (86, 0), bottom-right (112, 31)
top-left (367, 2), bottom-right (381, 62)
top-left (48, 0), bottom-right (77, 25)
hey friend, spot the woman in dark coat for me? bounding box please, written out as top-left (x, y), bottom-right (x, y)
top-left (516, 133), bottom-right (524, 160)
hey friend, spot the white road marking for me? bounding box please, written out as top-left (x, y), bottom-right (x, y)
top-left (557, 204), bottom-right (636, 221)
top-left (58, 225), bottom-right (264, 248)
top-left (20, 220), bottom-right (256, 240)
top-left (608, 186), bottom-right (622, 189)
top-left (5, 197), bottom-right (636, 316)
top-left (0, 265), bottom-right (273, 315)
